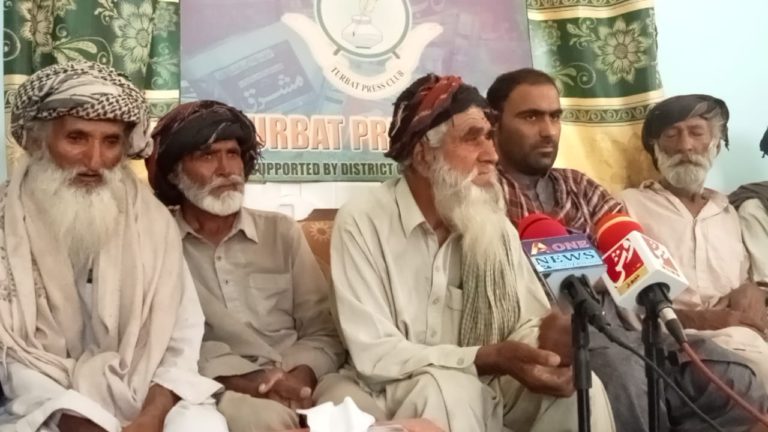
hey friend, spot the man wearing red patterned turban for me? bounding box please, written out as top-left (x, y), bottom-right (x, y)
top-left (330, 74), bottom-right (616, 431)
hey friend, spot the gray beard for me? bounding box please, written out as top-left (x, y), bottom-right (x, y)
top-left (655, 142), bottom-right (717, 194)
top-left (24, 155), bottom-right (127, 270)
top-left (175, 169), bottom-right (244, 216)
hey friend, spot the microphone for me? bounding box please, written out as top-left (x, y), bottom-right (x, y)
top-left (595, 213), bottom-right (688, 344)
top-left (518, 213), bottom-right (608, 330)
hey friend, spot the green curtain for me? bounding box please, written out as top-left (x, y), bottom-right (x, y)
top-left (526, 0), bottom-right (661, 192)
top-left (3, 0), bottom-right (180, 166)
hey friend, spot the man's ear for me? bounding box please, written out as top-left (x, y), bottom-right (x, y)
top-left (411, 139), bottom-right (434, 177)
top-left (169, 163), bottom-right (181, 186)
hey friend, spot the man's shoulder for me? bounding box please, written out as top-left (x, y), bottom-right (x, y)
top-left (335, 180), bottom-right (398, 225)
top-left (738, 198), bottom-right (767, 216)
top-left (617, 182), bottom-right (666, 214)
top-left (552, 168), bottom-right (603, 187)
top-left (241, 207), bottom-right (301, 234)
top-left (136, 183), bottom-right (177, 225)
top-left (618, 182), bottom-right (655, 199)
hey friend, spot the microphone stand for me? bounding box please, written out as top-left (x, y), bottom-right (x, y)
top-left (562, 275), bottom-right (601, 432)
top-left (637, 284), bottom-right (672, 432)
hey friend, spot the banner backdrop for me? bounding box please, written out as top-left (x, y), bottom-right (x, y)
top-left (181, 0), bottom-right (532, 182)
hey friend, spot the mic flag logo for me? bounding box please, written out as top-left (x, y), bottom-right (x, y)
top-left (530, 242), bottom-right (549, 255)
top-left (641, 236), bottom-right (683, 278)
top-left (522, 234), bottom-right (603, 273)
top-left (604, 238), bottom-right (647, 294)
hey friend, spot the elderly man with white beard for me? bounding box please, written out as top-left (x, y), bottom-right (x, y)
top-left (620, 94), bottom-right (768, 392)
top-left (0, 62), bottom-right (227, 432)
top-left (330, 74), bottom-right (616, 432)
top-left (146, 100), bottom-right (368, 432)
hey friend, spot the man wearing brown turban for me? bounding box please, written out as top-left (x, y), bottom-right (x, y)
top-left (147, 100), bottom-right (379, 432)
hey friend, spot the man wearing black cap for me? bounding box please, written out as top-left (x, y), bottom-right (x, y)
top-left (621, 94), bottom-right (768, 393)
top-left (330, 74), bottom-right (616, 431)
top-left (147, 100), bottom-right (358, 431)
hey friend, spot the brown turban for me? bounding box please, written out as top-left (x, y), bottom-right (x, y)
top-left (146, 100), bottom-right (263, 206)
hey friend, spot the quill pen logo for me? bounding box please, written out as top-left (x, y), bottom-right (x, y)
top-left (282, 0), bottom-right (442, 100)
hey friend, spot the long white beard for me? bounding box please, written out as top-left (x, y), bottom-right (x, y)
top-left (430, 155), bottom-right (508, 263)
top-left (655, 141), bottom-right (717, 194)
top-left (176, 170), bottom-right (244, 216)
top-left (428, 154), bottom-right (518, 346)
top-left (24, 155), bottom-right (127, 270)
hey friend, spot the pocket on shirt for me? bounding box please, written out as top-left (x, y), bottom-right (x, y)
top-left (446, 285), bottom-right (464, 310)
top-left (247, 272), bottom-right (294, 328)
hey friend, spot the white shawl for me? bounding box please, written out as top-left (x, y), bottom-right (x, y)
top-left (0, 158), bottom-right (219, 430)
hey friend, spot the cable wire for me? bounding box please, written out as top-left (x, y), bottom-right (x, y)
top-left (680, 341), bottom-right (768, 428)
top-left (600, 328), bottom-right (724, 432)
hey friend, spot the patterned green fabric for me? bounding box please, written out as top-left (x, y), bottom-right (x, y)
top-left (3, 0), bottom-right (180, 118)
top-left (526, 0), bottom-right (661, 191)
top-left (528, 0), bottom-right (661, 123)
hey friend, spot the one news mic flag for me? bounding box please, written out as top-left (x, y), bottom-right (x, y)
top-left (595, 213), bottom-right (689, 343)
top-left (518, 213), bottom-right (606, 310)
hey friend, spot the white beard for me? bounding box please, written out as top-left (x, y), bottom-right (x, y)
top-left (176, 170), bottom-right (244, 216)
top-left (430, 155), bottom-right (509, 263)
top-left (24, 154), bottom-right (127, 270)
top-left (655, 141), bottom-right (718, 194)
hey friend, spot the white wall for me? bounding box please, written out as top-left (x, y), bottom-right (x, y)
top-left (655, 0), bottom-right (768, 193)
top-left (243, 181), bottom-right (377, 219)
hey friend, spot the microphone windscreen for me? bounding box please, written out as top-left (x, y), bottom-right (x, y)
top-left (518, 213), bottom-right (569, 240)
top-left (595, 212), bottom-right (644, 254)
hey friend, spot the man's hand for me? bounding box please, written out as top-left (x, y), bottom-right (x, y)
top-left (730, 282), bottom-right (767, 319)
top-left (538, 310), bottom-right (573, 366)
top-left (58, 414), bottom-right (107, 432)
top-left (122, 384), bottom-right (178, 432)
top-left (122, 414), bottom-right (164, 432)
top-left (288, 365), bottom-right (318, 393)
top-left (476, 340), bottom-right (574, 397)
top-left (219, 367), bottom-right (313, 409)
top-left (258, 367), bottom-right (314, 409)
top-left (217, 368), bottom-right (282, 397)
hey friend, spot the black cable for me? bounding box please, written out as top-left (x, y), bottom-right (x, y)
top-left (599, 327), bottom-right (724, 432)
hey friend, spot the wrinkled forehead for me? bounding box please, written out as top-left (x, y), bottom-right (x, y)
top-left (54, 115), bottom-right (131, 135)
top-left (447, 106), bottom-right (491, 133)
top-left (661, 116), bottom-right (711, 134)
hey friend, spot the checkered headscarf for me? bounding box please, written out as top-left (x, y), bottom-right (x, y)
top-left (10, 61), bottom-right (151, 159)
